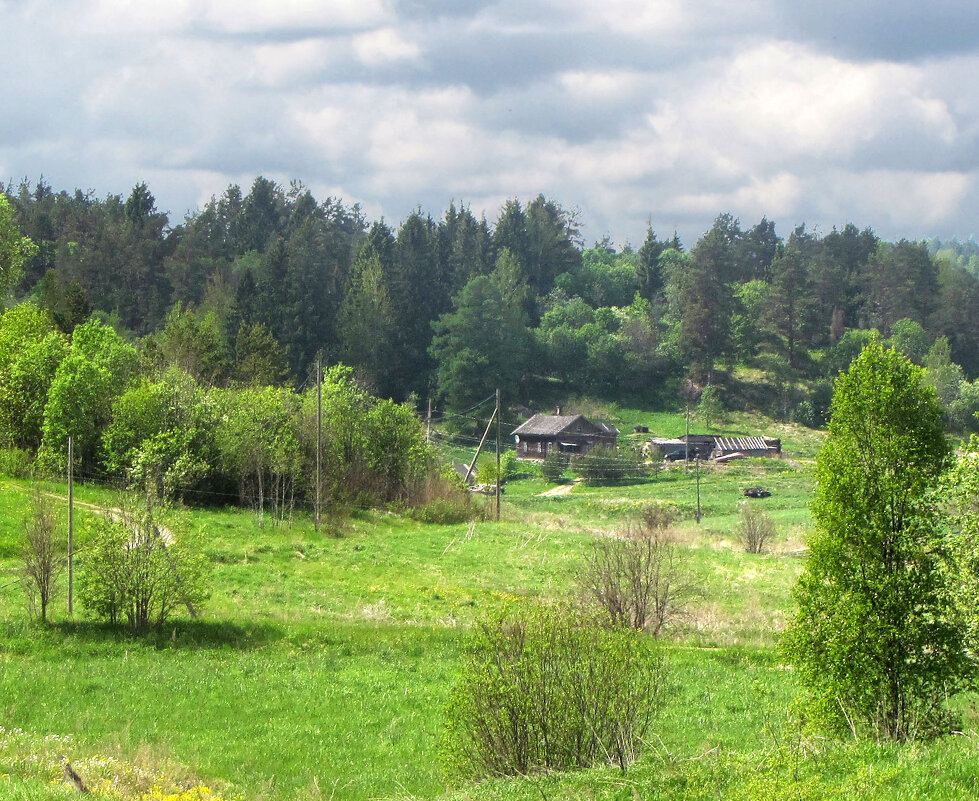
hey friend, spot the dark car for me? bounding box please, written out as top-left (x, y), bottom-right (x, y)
top-left (743, 487), bottom-right (771, 498)
top-left (665, 445), bottom-right (711, 461)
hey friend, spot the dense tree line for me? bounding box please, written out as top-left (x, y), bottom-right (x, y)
top-left (5, 178), bottom-right (979, 429)
top-left (0, 305), bottom-right (444, 518)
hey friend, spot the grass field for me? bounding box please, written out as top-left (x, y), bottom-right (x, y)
top-left (1, 413), bottom-right (978, 800)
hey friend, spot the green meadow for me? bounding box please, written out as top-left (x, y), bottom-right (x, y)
top-left (1, 413), bottom-right (979, 800)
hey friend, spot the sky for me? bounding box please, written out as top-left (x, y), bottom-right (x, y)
top-left (2, 0), bottom-right (979, 248)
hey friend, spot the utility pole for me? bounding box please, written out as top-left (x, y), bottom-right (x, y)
top-left (426, 398), bottom-right (432, 443)
top-left (685, 401), bottom-right (690, 473)
top-left (495, 388), bottom-right (501, 521)
top-left (695, 456), bottom-right (702, 524)
top-left (67, 436), bottom-right (74, 617)
top-left (315, 358), bottom-right (322, 533)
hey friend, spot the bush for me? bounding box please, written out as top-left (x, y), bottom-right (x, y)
top-left (407, 497), bottom-right (475, 525)
top-left (20, 488), bottom-right (63, 622)
top-left (792, 400), bottom-right (817, 428)
top-left (405, 468), bottom-right (475, 524)
top-left (579, 511), bottom-right (699, 636)
top-left (499, 450), bottom-right (519, 481)
top-left (573, 445), bottom-right (646, 485)
top-left (697, 384), bottom-right (725, 429)
top-left (443, 606), bottom-right (667, 778)
top-left (0, 447), bottom-right (33, 479)
top-left (540, 449), bottom-right (568, 483)
top-left (735, 501), bottom-right (776, 553)
top-left (78, 497), bottom-right (210, 632)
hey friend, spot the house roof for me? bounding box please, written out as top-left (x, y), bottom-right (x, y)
top-left (713, 436), bottom-right (773, 452)
top-left (512, 413), bottom-right (616, 438)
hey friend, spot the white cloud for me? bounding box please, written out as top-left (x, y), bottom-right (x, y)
top-left (821, 170), bottom-right (974, 228)
top-left (353, 27), bottom-right (421, 65)
top-left (194, 0), bottom-right (392, 34)
top-left (3, 0), bottom-right (979, 247)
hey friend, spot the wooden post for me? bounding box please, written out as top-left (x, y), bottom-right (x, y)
top-left (426, 398), bottom-right (432, 443)
top-left (495, 388), bottom-right (501, 522)
top-left (685, 402), bottom-right (690, 473)
top-left (67, 436), bottom-right (74, 617)
top-left (315, 358), bottom-right (322, 532)
top-left (696, 456), bottom-right (702, 524)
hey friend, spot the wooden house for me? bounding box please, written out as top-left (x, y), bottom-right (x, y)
top-left (511, 414), bottom-right (619, 459)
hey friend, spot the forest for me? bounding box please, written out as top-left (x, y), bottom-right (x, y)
top-left (5, 177), bottom-right (979, 411)
top-left (4, 175), bottom-right (979, 488)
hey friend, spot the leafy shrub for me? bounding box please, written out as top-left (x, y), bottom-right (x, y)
top-left (792, 400), bottom-right (817, 428)
top-left (735, 501), bottom-right (776, 553)
top-left (443, 605), bottom-right (667, 778)
top-left (407, 497), bottom-right (474, 525)
top-left (697, 384), bottom-right (725, 429)
top-left (540, 448), bottom-right (568, 483)
top-left (0, 446), bottom-right (32, 478)
top-left (78, 497), bottom-right (210, 632)
top-left (405, 468), bottom-right (475, 524)
top-left (499, 450), bottom-right (519, 481)
top-left (573, 445), bottom-right (646, 485)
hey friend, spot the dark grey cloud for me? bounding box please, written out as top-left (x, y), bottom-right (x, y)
top-left (3, 0), bottom-right (979, 250)
top-left (774, 0), bottom-right (979, 61)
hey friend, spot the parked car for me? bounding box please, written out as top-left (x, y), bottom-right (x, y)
top-left (665, 445), bottom-right (711, 461)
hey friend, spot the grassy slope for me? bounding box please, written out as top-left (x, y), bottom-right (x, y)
top-left (0, 412), bottom-right (977, 800)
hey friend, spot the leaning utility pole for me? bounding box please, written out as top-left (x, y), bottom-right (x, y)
top-left (495, 388), bottom-right (501, 521)
top-left (465, 406), bottom-right (498, 484)
top-left (315, 358), bottom-right (322, 532)
top-left (67, 436), bottom-right (74, 617)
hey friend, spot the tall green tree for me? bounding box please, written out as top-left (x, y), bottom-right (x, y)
top-left (39, 318), bottom-right (140, 470)
top-left (783, 339), bottom-right (968, 741)
top-left (430, 276), bottom-right (530, 411)
top-left (769, 225), bottom-right (818, 367)
top-left (865, 240), bottom-right (937, 334)
top-left (665, 223), bottom-right (735, 380)
top-left (337, 252), bottom-right (398, 396)
top-left (0, 192), bottom-right (37, 306)
top-left (0, 303), bottom-right (67, 449)
top-left (636, 226), bottom-right (667, 301)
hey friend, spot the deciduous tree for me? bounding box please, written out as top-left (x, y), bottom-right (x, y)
top-left (783, 339), bottom-right (968, 741)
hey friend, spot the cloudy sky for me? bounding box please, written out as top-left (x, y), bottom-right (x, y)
top-left (2, 0), bottom-right (979, 247)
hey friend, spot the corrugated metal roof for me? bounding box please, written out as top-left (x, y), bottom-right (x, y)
top-left (713, 436), bottom-right (771, 452)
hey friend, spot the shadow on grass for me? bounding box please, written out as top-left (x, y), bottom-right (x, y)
top-left (0, 619), bottom-right (285, 654)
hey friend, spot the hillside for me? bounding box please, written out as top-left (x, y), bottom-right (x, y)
top-left (2, 412), bottom-right (978, 800)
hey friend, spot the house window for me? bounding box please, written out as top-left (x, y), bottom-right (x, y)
top-left (537, 442), bottom-right (543, 454)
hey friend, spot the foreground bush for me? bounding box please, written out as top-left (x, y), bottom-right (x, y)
top-left (78, 498), bottom-right (210, 632)
top-left (443, 606), bottom-right (667, 778)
